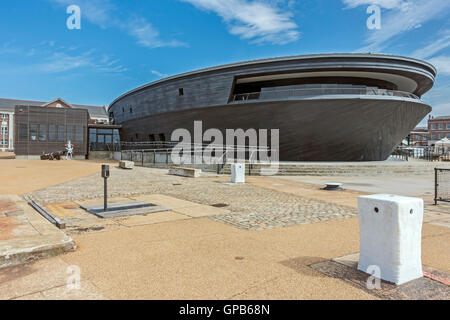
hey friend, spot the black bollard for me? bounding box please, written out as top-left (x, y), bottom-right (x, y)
top-left (101, 165), bottom-right (110, 212)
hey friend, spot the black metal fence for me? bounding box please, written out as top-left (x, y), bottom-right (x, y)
top-left (435, 168), bottom-right (450, 205)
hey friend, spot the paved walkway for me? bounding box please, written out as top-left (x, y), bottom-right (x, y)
top-left (0, 161), bottom-right (448, 299)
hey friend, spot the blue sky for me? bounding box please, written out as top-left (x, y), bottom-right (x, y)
top-left (0, 0), bottom-right (449, 123)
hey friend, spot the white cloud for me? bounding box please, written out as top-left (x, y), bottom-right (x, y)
top-left (49, 0), bottom-right (114, 29)
top-left (181, 0), bottom-right (300, 44)
top-left (412, 31), bottom-right (450, 59)
top-left (127, 17), bottom-right (187, 49)
top-left (4, 45), bottom-right (128, 74)
top-left (430, 102), bottom-right (450, 116)
top-left (343, 0), bottom-right (450, 52)
top-left (343, 0), bottom-right (409, 10)
top-left (47, 0), bottom-right (185, 48)
top-left (151, 70), bottom-right (168, 78)
top-left (427, 56), bottom-right (450, 76)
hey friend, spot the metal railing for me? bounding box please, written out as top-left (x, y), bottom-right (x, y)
top-left (435, 168), bottom-right (450, 205)
top-left (232, 87), bottom-right (419, 102)
top-left (119, 141), bottom-right (275, 175)
top-left (393, 147), bottom-right (450, 162)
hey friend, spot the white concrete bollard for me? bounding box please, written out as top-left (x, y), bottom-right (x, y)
top-left (357, 194), bottom-right (424, 285)
top-left (231, 163), bottom-right (245, 184)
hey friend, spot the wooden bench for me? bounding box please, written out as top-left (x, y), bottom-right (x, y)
top-left (169, 167), bottom-right (201, 178)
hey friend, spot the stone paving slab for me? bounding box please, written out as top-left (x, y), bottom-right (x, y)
top-left (35, 194), bottom-right (230, 235)
top-left (27, 167), bottom-right (357, 231)
top-left (0, 256), bottom-right (106, 300)
top-left (310, 253), bottom-right (450, 300)
top-left (0, 195), bottom-right (76, 269)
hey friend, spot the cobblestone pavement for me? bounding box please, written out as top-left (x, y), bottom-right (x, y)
top-left (26, 167), bottom-right (356, 231)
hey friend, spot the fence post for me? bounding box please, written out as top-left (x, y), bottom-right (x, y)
top-left (435, 168), bottom-right (438, 206)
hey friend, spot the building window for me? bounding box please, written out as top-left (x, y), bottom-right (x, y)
top-left (49, 125), bottom-right (57, 142)
top-left (447, 123), bottom-right (450, 129)
top-left (75, 126), bottom-right (83, 142)
top-left (439, 133), bottom-right (443, 139)
top-left (66, 125), bottom-right (74, 142)
top-left (1, 114), bottom-right (6, 119)
top-left (19, 124), bottom-right (28, 141)
top-left (179, 88), bottom-right (184, 96)
top-left (424, 134), bottom-right (428, 140)
top-left (159, 133), bottom-right (166, 142)
top-left (130, 107), bottom-right (133, 114)
top-left (149, 134), bottom-right (155, 142)
top-left (432, 134), bottom-right (436, 140)
top-left (39, 124), bottom-right (47, 141)
top-left (439, 123), bottom-right (444, 130)
top-left (58, 126), bottom-right (65, 142)
top-left (1, 126), bottom-right (7, 135)
top-left (432, 124), bottom-right (436, 130)
top-left (29, 124), bottom-right (38, 141)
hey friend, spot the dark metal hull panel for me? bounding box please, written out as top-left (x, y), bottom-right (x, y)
top-left (119, 98), bottom-right (431, 161)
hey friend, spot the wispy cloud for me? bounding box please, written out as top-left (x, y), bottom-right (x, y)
top-left (343, 0), bottom-right (409, 10)
top-left (48, 0), bottom-right (114, 29)
top-left (38, 50), bottom-right (127, 74)
top-left (47, 0), bottom-right (185, 48)
top-left (343, 0), bottom-right (450, 52)
top-left (127, 17), bottom-right (188, 49)
top-left (427, 56), bottom-right (450, 76)
top-left (151, 70), bottom-right (168, 78)
top-left (0, 42), bottom-right (127, 74)
top-left (181, 0), bottom-right (300, 45)
top-left (411, 30), bottom-right (450, 59)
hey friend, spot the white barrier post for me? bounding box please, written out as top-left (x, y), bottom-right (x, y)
top-left (231, 163), bottom-right (245, 184)
top-left (357, 194), bottom-right (424, 285)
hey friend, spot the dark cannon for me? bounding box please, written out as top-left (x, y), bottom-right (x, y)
top-left (40, 150), bottom-right (67, 161)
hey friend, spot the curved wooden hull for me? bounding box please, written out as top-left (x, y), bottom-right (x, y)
top-left (119, 97), bottom-right (431, 161)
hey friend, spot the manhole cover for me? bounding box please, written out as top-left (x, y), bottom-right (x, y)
top-left (212, 203), bottom-right (229, 208)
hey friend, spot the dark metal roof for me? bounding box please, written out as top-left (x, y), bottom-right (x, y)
top-left (110, 53), bottom-right (437, 108)
top-left (0, 98), bottom-right (108, 118)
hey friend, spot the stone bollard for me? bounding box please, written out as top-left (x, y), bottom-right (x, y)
top-left (231, 163), bottom-right (245, 184)
top-left (119, 160), bottom-right (134, 169)
top-left (357, 194), bottom-right (424, 285)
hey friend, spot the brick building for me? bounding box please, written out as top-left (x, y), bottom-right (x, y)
top-left (428, 116), bottom-right (450, 145)
top-left (409, 115), bottom-right (450, 147)
top-left (410, 126), bottom-right (429, 147)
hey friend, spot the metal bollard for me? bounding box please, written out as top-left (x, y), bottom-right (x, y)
top-left (101, 165), bottom-right (110, 212)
